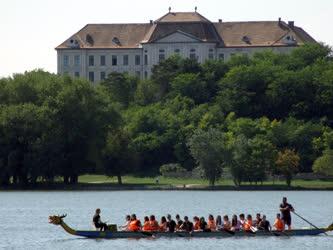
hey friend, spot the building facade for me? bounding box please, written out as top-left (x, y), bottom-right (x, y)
top-left (56, 11), bottom-right (316, 82)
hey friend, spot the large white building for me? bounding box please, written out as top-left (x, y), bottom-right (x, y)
top-left (56, 10), bottom-right (316, 82)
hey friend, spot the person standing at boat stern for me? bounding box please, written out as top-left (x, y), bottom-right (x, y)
top-left (93, 208), bottom-right (108, 231)
top-left (279, 197), bottom-right (294, 230)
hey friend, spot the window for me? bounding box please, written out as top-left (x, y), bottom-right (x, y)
top-left (100, 55), bottom-right (106, 66)
top-left (74, 55), bottom-right (80, 66)
top-left (135, 55), bottom-right (141, 65)
top-left (112, 55), bottom-right (117, 66)
top-left (218, 53), bottom-right (225, 61)
top-left (74, 71), bottom-right (80, 77)
top-left (159, 54), bottom-right (165, 62)
top-left (88, 55), bottom-right (94, 66)
top-left (174, 49), bottom-right (180, 53)
top-left (100, 71), bottom-right (106, 80)
top-left (63, 55), bottom-right (69, 67)
top-left (88, 71), bottom-right (94, 82)
top-left (230, 53), bottom-right (235, 57)
top-left (144, 54), bottom-right (148, 65)
top-left (144, 71), bottom-right (148, 79)
top-left (136, 71), bottom-right (141, 77)
top-left (189, 49), bottom-right (196, 60)
top-left (208, 53), bottom-right (214, 59)
top-left (123, 55), bottom-right (128, 65)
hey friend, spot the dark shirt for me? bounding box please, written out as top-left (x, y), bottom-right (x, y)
top-left (258, 220), bottom-right (271, 231)
top-left (280, 202), bottom-right (294, 219)
top-left (177, 220), bottom-right (184, 228)
top-left (200, 221), bottom-right (207, 230)
top-left (181, 221), bottom-right (193, 232)
top-left (167, 220), bottom-right (176, 232)
top-left (93, 214), bottom-right (101, 226)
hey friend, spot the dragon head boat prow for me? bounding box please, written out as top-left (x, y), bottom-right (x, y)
top-left (327, 222), bottom-right (333, 231)
top-left (49, 214), bottom-right (67, 225)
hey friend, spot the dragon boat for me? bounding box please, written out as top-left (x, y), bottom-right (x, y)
top-left (49, 214), bottom-right (332, 239)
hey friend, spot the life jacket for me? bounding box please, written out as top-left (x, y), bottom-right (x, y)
top-left (142, 221), bottom-right (151, 231)
top-left (129, 220), bottom-right (140, 232)
top-left (194, 221), bottom-right (200, 230)
top-left (150, 220), bottom-right (159, 231)
top-left (208, 219), bottom-right (216, 231)
top-left (244, 219), bottom-right (252, 231)
top-left (274, 218), bottom-right (284, 231)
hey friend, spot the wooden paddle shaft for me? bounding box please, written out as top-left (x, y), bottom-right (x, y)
top-left (292, 211), bottom-right (328, 236)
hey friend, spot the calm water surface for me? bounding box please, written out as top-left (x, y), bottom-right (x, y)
top-left (0, 191), bottom-right (332, 249)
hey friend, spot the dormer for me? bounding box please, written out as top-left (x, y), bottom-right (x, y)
top-left (112, 37), bottom-right (121, 46)
top-left (242, 35), bottom-right (251, 44)
top-left (67, 37), bottom-right (80, 48)
top-left (283, 34), bottom-right (297, 45)
top-left (86, 34), bottom-right (94, 46)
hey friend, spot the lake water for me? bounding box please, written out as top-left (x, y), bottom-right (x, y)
top-left (0, 191), bottom-right (333, 249)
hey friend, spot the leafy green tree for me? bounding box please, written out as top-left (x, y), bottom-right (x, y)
top-left (275, 149), bottom-right (300, 187)
top-left (102, 129), bottom-right (138, 184)
top-left (187, 128), bottom-right (230, 186)
top-left (170, 73), bottom-right (208, 104)
top-left (151, 55), bottom-right (201, 98)
top-left (101, 72), bottom-right (138, 106)
top-left (313, 150), bottom-right (333, 176)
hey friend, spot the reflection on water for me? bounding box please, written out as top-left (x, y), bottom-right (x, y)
top-left (0, 191), bottom-right (332, 249)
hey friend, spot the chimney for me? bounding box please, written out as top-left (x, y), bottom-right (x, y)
top-left (150, 20), bottom-right (153, 24)
top-left (278, 17), bottom-right (281, 23)
top-left (288, 21), bottom-right (294, 28)
top-left (218, 19), bottom-right (222, 23)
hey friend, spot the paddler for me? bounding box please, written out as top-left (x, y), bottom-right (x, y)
top-left (93, 208), bottom-right (108, 231)
top-left (243, 214), bottom-right (253, 232)
top-left (273, 213), bottom-right (284, 231)
top-left (258, 215), bottom-right (271, 231)
top-left (142, 216), bottom-right (151, 231)
top-left (193, 216), bottom-right (201, 231)
top-left (207, 214), bottom-right (217, 231)
top-left (159, 216), bottom-right (168, 232)
top-left (239, 214), bottom-right (245, 230)
top-left (279, 197), bottom-right (294, 230)
top-left (128, 214), bottom-right (141, 232)
top-left (119, 215), bottom-right (131, 231)
top-left (149, 215), bottom-right (159, 231)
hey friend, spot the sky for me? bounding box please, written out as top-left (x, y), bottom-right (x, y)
top-left (0, 0), bottom-right (332, 77)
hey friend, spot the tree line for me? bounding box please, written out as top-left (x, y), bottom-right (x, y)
top-left (0, 43), bottom-right (333, 187)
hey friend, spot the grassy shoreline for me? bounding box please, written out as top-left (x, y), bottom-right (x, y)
top-left (1, 175), bottom-right (333, 191)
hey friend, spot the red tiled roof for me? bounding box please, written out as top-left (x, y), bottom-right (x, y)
top-left (56, 12), bottom-right (316, 50)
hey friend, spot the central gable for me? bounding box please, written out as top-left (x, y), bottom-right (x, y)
top-left (153, 30), bottom-right (202, 43)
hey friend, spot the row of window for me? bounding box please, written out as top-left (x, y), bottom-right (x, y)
top-left (63, 52), bottom-right (227, 67)
top-left (86, 70), bottom-right (148, 82)
top-left (63, 54), bottom-right (142, 67)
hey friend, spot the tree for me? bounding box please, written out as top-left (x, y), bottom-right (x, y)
top-left (313, 150), bottom-right (333, 176)
top-left (102, 129), bottom-right (138, 184)
top-left (151, 55), bottom-right (201, 98)
top-left (101, 72), bottom-right (138, 107)
top-left (230, 134), bottom-right (276, 186)
top-left (187, 128), bottom-right (230, 186)
top-left (275, 149), bottom-right (300, 187)
top-left (170, 73), bottom-right (209, 104)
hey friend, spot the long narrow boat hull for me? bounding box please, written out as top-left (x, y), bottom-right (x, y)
top-left (74, 228), bottom-right (327, 239)
top-left (49, 215), bottom-right (331, 239)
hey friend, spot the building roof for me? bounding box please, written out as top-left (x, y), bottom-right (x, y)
top-left (214, 21), bottom-right (316, 47)
top-left (56, 12), bottom-right (316, 50)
